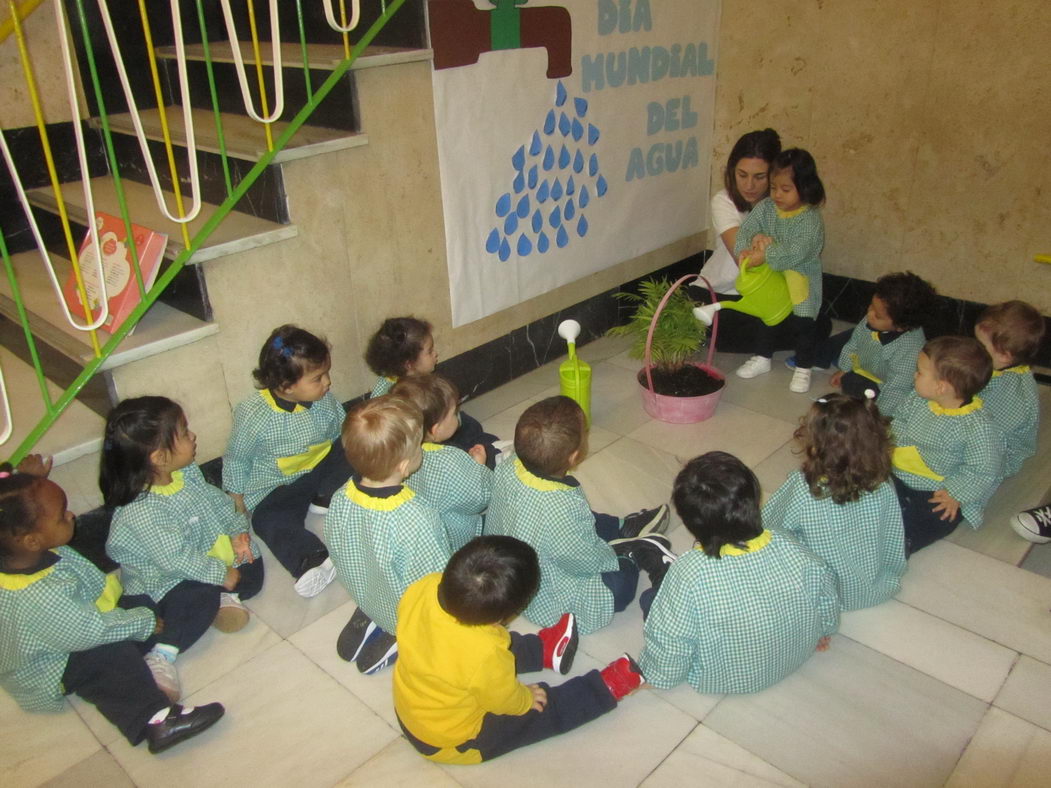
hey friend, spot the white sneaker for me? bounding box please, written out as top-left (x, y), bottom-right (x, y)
top-left (212, 592), bottom-right (250, 633)
top-left (293, 557), bottom-right (337, 598)
top-left (735, 356), bottom-right (771, 379)
top-left (692, 303), bottom-right (722, 326)
top-left (789, 367), bottom-right (812, 393)
top-left (145, 651), bottom-right (181, 703)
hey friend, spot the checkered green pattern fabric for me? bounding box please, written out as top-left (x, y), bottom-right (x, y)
top-left (108, 463), bottom-right (257, 601)
top-left (0, 547), bottom-right (155, 712)
top-left (223, 390), bottom-right (345, 510)
top-left (370, 376), bottom-right (395, 398)
top-left (891, 392), bottom-right (1005, 527)
top-left (324, 481), bottom-right (451, 634)
top-left (485, 456), bottom-right (618, 634)
top-left (838, 323), bottom-right (926, 419)
top-left (979, 366), bottom-right (1039, 479)
top-left (735, 198), bottom-right (824, 318)
top-left (639, 532), bottom-right (839, 694)
top-left (763, 471), bottom-right (906, 610)
top-left (409, 443), bottom-right (493, 552)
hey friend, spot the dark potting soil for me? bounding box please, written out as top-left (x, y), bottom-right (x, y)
top-left (638, 365), bottom-right (725, 398)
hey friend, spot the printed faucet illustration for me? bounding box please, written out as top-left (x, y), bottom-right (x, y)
top-left (428, 0), bottom-right (573, 79)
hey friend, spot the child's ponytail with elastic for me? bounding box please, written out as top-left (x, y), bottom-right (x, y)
top-left (365, 317), bottom-right (433, 378)
top-left (0, 473), bottom-right (43, 558)
top-left (100, 396), bottom-right (184, 508)
top-left (253, 324), bottom-right (330, 392)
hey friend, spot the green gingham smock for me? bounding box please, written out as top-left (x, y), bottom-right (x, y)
top-left (484, 456), bottom-right (618, 634)
top-left (639, 530), bottom-right (839, 694)
top-left (324, 479), bottom-right (451, 634)
top-left (0, 547), bottom-right (155, 712)
top-left (979, 366), bottom-right (1039, 480)
top-left (108, 463), bottom-right (258, 602)
top-left (891, 392), bottom-right (1005, 527)
top-left (370, 376), bottom-right (396, 398)
top-left (223, 389), bottom-right (345, 510)
top-left (838, 323), bottom-right (926, 419)
top-left (408, 442), bottom-right (493, 552)
top-left (763, 471), bottom-right (906, 610)
top-left (734, 197), bottom-right (824, 318)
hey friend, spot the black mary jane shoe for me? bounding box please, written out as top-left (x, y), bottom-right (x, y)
top-left (147, 703), bottom-right (225, 754)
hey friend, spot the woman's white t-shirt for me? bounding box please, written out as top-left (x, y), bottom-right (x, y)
top-left (698, 189), bottom-right (747, 295)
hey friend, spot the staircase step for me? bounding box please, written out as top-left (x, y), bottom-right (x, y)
top-left (25, 177), bottom-right (297, 264)
top-left (0, 252), bottom-right (218, 371)
top-left (97, 106), bottom-right (368, 164)
top-left (0, 346), bottom-right (104, 465)
top-left (157, 41), bottom-right (432, 71)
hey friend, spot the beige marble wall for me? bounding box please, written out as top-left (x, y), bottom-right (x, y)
top-left (713, 0), bottom-right (1051, 313)
top-left (0, 3), bottom-right (82, 127)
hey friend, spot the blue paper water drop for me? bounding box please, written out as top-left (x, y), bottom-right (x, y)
top-left (577, 215), bottom-right (589, 237)
top-left (588, 124), bottom-right (599, 145)
top-left (532, 209), bottom-right (543, 233)
top-left (537, 180), bottom-right (550, 203)
top-left (486, 228), bottom-right (501, 253)
top-left (558, 112), bottom-right (571, 137)
top-left (544, 110), bottom-right (556, 135)
top-left (495, 193), bottom-right (512, 218)
top-left (529, 131), bottom-right (542, 156)
top-left (512, 145), bottom-right (525, 172)
top-left (518, 234), bottom-right (533, 256)
top-left (528, 165), bottom-right (538, 189)
top-left (551, 179), bottom-right (563, 201)
top-left (571, 118), bottom-right (583, 141)
top-left (579, 185), bottom-right (590, 208)
top-left (597, 175), bottom-right (608, 196)
top-left (498, 237), bottom-right (511, 261)
top-left (565, 198), bottom-right (576, 221)
top-left (589, 153), bottom-right (599, 177)
top-left (558, 146), bottom-right (570, 169)
top-left (504, 213), bottom-right (518, 235)
top-left (543, 146), bottom-right (555, 171)
top-left (556, 225), bottom-right (570, 248)
top-left (549, 205), bottom-right (562, 228)
top-left (574, 97), bottom-right (588, 117)
top-left (566, 176), bottom-right (575, 195)
top-left (573, 150), bottom-right (584, 173)
top-left (555, 81), bottom-right (567, 107)
top-left (516, 195), bottom-right (530, 218)
top-left (538, 231), bottom-right (550, 253)
top-left (513, 171), bottom-right (524, 194)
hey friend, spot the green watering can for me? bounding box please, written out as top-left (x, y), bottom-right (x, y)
top-left (558, 319), bottom-right (591, 424)
top-left (693, 259), bottom-right (793, 327)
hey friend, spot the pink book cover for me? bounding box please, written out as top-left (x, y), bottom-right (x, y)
top-left (63, 212), bottom-right (168, 334)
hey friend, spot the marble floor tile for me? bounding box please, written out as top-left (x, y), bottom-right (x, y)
top-left (107, 641), bottom-right (398, 787)
top-left (336, 738), bottom-right (461, 787)
top-left (641, 724), bottom-right (805, 788)
top-left (585, 361), bottom-right (662, 437)
top-left (573, 436), bottom-right (683, 518)
top-left (709, 350), bottom-right (824, 427)
top-left (839, 600), bottom-right (1017, 702)
top-left (703, 636), bottom-right (988, 787)
top-left (1020, 542), bottom-right (1051, 581)
top-left (40, 750), bottom-right (135, 788)
top-left (946, 707), bottom-right (1051, 788)
top-left (994, 655), bottom-right (1051, 732)
top-left (751, 440), bottom-right (803, 504)
top-left (0, 692), bottom-right (101, 787)
top-left (899, 541), bottom-right (1051, 663)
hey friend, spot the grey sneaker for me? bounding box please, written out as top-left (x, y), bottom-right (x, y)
top-left (293, 557), bottom-right (336, 598)
top-left (212, 592), bottom-right (250, 633)
top-left (145, 651), bottom-right (181, 704)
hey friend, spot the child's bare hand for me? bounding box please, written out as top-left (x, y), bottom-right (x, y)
top-left (229, 492), bottom-right (247, 514)
top-left (752, 234), bottom-right (774, 251)
top-left (468, 444), bottom-right (487, 465)
top-left (928, 489), bottom-right (961, 521)
top-left (232, 532), bottom-right (254, 563)
top-left (223, 566), bottom-right (241, 591)
top-left (829, 370), bottom-right (844, 388)
top-left (527, 683), bottom-right (548, 712)
top-left (153, 616), bottom-right (165, 635)
top-left (745, 244), bottom-right (767, 266)
top-left (16, 454), bottom-right (52, 478)
top-left (816, 635), bottom-right (831, 652)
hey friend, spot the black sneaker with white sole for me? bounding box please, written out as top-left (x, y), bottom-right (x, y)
top-left (336, 607), bottom-right (377, 662)
top-left (356, 628), bottom-right (399, 675)
top-left (611, 534), bottom-right (677, 588)
top-left (618, 504), bottom-right (670, 540)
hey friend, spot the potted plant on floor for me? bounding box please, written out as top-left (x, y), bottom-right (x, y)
top-left (607, 275), bottom-right (725, 423)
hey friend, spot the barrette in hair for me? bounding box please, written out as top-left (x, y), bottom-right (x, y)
top-left (814, 397), bottom-right (829, 404)
top-left (0, 471), bottom-right (10, 479)
top-left (272, 336), bottom-right (293, 358)
top-left (863, 389), bottom-right (877, 400)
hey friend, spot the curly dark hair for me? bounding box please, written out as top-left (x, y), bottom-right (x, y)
top-left (0, 474), bottom-right (46, 558)
top-left (252, 324), bottom-right (330, 391)
top-left (795, 393), bottom-right (892, 505)
top-left (772, 148), bottom-right (825, 206)
top-left (364, 317), bottom-right (433, 378)
top-left (874, 272), bottom-right (937, 332)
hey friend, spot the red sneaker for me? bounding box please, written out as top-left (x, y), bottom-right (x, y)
top-left (538, 613), bottom-right (578, 675)
top-left (600, 654), bottom-right (644, 701)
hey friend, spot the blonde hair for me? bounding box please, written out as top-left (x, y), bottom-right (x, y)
top-left (342, 396), bottom-right (423, 480)
top-left (391, 374), bottom-right (459, 436)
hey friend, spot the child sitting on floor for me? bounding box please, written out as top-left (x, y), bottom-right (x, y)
top-left (223, 325), bottom-right (353, 598)
top-left (391, 374), bottom-right (492, 551)
top-left (0, 460), bottom-right (225, 754)
top-left (325, 396), bottom-right (451, 674)
top-left (394, 535), bottom-right (644, 764)
top-left (763, 393), bottom-right (906, 610)
top-left (485, 395), bottom-right (672, 634)
top-left (640, 452), bottom-right (839, 694)
top-left (891, 336), bottom-right (1004, 554)
top-left (974, 300), bottom-right (1045, 482)
top-left (365, 316), bottom-right (499, 466)
top-left (102, 397), bottom-right (265, 703)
